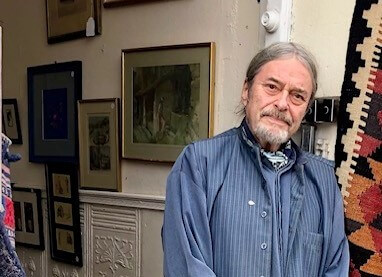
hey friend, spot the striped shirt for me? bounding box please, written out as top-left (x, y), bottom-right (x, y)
top-left (162, 121), bottom-right (349, 276)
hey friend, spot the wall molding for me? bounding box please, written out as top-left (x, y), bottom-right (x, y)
top-left (79, 190), bottom-right (165, 211)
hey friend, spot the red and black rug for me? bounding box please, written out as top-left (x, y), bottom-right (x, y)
top-left (335, 0), bottom-right (382, 276)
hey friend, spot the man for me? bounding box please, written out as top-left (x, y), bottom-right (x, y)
top-left (162, 42), bottom-right (349, 277)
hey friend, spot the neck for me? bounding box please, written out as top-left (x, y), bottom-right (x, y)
top-left (256, 136), bottom-right (281, 152)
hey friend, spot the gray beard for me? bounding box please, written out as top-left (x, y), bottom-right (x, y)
top-left (253, 124), bottom-right (289, 146)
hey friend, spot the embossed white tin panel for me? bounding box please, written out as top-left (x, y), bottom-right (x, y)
top-left (91, 204), bottom-right (139, 277)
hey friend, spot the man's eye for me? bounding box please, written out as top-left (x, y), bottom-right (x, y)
top-left (267, 84), bottom-right (277, 90)
top-left (290, 92), bottom-right (307, 105)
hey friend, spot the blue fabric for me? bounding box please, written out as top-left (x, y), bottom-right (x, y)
top-left (0, 215), bottom-right (25, 277)
top-left (262, 157), bottom-right (293, 276)
top-left (162, 121), bottom-right (349, 277)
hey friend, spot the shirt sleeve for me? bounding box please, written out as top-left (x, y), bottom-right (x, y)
top-left (323, 186), bottom-right (350, 277)
top-left (162, 145), bottom-right (216, 277)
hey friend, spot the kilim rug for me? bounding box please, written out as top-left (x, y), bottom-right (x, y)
top-left (335, 0), bottom-right (382, 276)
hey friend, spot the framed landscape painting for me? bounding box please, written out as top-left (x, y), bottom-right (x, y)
top-left (78, 98), bottom-right (121, 191)
top-left (122, 43), bottom-right (215, 162)
top-left (27, 61), bottom-right (82, 163)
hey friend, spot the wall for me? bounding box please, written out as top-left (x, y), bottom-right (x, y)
top-left (290, 0), bottom-right (356, 159)
top-left (0, 0), bottom-right (261, 275)
top-left (0, 0), bottom-right (261, 196)
top-left (1, 0), bottom-right (359, 275)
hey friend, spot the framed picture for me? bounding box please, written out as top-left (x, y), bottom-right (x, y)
top-left (46, 0), bottom-right (102, 44)
top-left (27, 61), bottom-right (82, 163)
top-left (103, 0), bottom-right (164, 7)
top-left (122, 43), bottom-right (215, 161)
top-left (46, 164), bottom-right (82, 266)
top-left (78, 98), bottom-right (121, 191)
top-left (2, 99), bottom-right (23, 144)
top-left (12, 188), bottom-right (44, 250)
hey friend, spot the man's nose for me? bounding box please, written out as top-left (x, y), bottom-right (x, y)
top-left (275, 90), bottom-right (289, 110)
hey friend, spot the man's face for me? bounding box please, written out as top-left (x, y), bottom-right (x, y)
top-left (241, 57), bottom-right (313, 150)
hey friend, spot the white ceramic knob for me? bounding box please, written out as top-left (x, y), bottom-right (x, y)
top-left (261, 10), bottom-right (280, 33)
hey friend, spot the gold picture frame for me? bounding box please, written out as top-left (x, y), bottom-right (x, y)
top-left (46, 0), bottom-right (102, 44)
top-left (78, 98), bottom-right (121, 191)
top-left (122, 42), bottom-right (215, 162)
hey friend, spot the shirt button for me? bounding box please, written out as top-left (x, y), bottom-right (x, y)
top-left (261, 211), bottom-right (267, 218)
top-left (248, 200), bottom-right (255, 206)
top-left (261, 242), bottom-right (267, 250)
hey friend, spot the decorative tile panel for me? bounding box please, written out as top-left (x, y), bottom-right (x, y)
top-left (91, 205), bottom-right (139, 277)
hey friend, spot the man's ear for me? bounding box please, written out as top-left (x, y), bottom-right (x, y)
top-left (241, 81), bottom-right (249, 107)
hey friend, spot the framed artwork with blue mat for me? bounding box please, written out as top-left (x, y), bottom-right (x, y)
top-left (27, 61), bottom-right (82, 163)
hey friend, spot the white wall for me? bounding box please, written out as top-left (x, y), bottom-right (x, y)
top-left (290, 0), bottom-right (356, 160)
top-left (0, 0), bottom-right (359, 275)
top-left (0, 0), bottom-right (261, 195)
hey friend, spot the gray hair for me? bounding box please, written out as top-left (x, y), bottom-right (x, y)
top-left (245, 42), bottom-right (318, 107)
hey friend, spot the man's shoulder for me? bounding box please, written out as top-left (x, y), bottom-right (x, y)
top-left (192, 127), bottom-right (239, 147)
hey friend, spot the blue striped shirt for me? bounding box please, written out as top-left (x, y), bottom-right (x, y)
top-left (162, 122), bottom-right (349, 276)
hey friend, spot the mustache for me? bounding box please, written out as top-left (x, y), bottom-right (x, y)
top-left (260, 109), bottom-right (293, 126)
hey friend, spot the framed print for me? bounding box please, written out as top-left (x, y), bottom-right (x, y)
top-left (122, 43), bottom-right (215, 161)
top-left (2, 99), bottom-right (23, 144)
top-left (78, 98), bottom-right (121, 191)
top-left (12, 188), bottom-right (44, 250)
top-left (27, 61), bottom-right (82, 163)
top-left (103, 0), bottom-right (165, 7)
top-left (46, 0), bottom-right (102, 44)
top-left (46, 164), bottom-right (82, 266)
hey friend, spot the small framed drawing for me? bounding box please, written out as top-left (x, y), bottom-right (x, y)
top-left (46, 0), bottom-right (102, 44)
top-left (78, 98), bottom-right (121, 191)
top-left (2, 99), bottom-right (23, 144)
top-left (27, 61), bottom-right (82, 164)
top-left (122, 42), bottom-right (215, 162)
top-left (103, 0), bottom-right (165, 7)
top-left (45, 164), bottom-right (82, 266)
top-left (12, 188), bottom-right (44, 250)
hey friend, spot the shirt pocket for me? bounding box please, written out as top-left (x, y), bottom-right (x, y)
top-left (303, 231), bottom-right (324, 276)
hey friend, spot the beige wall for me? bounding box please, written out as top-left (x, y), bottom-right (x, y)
top-left (1, 0), bottom-right (358, 275)
top-left (1, 1), bottom-right (261, 275)
top-left (0, 0), bottom-right (261, 195)
top-left (291, 0), bottom-right (356, 99)
top-left (290, 0), bottom-right (356, 160)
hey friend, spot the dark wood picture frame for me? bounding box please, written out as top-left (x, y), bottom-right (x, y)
top-left (13, 188), bottom-right (45, 250)
top-left (45, 163), bottom-right (82, 267)
top-left (46, 0), bottom-right (102, 44)
top-left (2, 98), bottom-right (23, 144)
top-left (27, 61), bottom-right (82, 164)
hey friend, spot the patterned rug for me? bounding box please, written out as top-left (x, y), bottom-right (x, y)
top-left (335, 0), bottom-right (382, 276)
